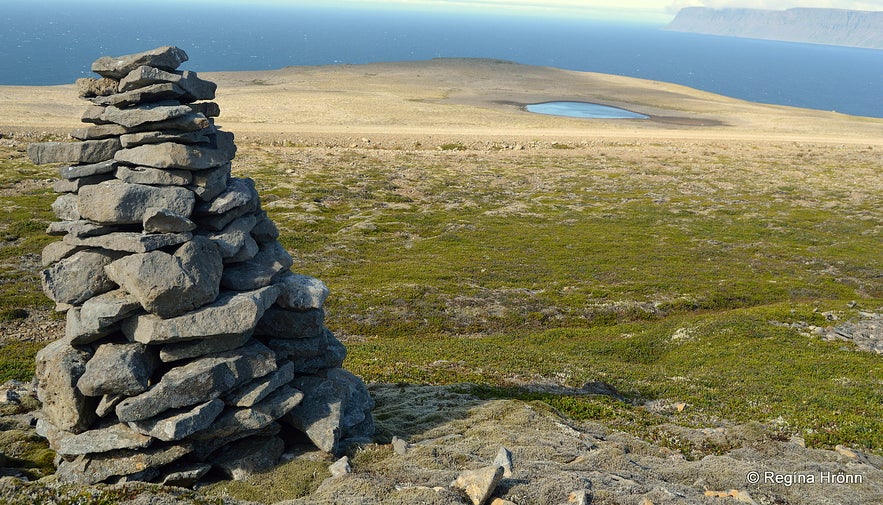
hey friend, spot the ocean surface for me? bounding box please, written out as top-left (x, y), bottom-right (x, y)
top-left (2, 2), bottom-right (882, 118)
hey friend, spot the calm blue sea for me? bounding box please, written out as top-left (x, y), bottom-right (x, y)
top-left (2, 2), bottom-right (882, 118)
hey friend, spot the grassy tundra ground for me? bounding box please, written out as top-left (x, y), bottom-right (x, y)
top-left (0, 59), bottom-right (881, 500)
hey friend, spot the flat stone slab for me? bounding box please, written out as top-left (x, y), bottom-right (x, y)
top-left (55, 443), bottom-right (192, 484)
top-left (221, 240), bottom-right (293, 290)
top-left (90, 82), bottom-right (187, 107)
top-left (99, 103), bottom-right (194, 129)
top-left (51, 422), bottom-right (152, 456)
top-left (122, 285), bottom-right (279, 344)
top-left (63, 231), bottom-right (192, 253)
top-left (223, 359), bottom-right (295, 407)
top-left (70, 124), bottom-right (128, 141)
top-left (119, 65), bottom-right (217, 102)
top-left (194, 385), bottom-right (303, 440)
top-left (59, 159), bottom-right (118, 179)
top-left (28, 139), bottom-right (121, 165)
top-left (159, 331), bottom-right (253, 363)
top-left (115, 141), bottom-right (234, 170)
top-left (116, 166), bottom-right (192, 186)
top-left (119, 129), bottom-right (213, 148)
top-left (257, 306), bottom-right (325, 340)
top-left (115, 341), bottom-right (277, 422)
top-left (78, 180), bottom-right (195, 225)
top-left (129, 398), bottom-right (225, 442)
top-left (91, 46), bottom-right (189, 79)
top-left (66, 289), bottom-right (142, 344)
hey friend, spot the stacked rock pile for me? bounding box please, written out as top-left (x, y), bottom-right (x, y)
top-left (27, 46), bottom-right (374, 486)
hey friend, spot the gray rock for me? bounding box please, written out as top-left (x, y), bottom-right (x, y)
top-left (104, 236), bottom-right (222, 318)
top-left (142, 207), bottom-right (196, 233)
top-left (116, 166), bottom-right (192, 186)
top-left (200, 214), bottom-right (257, 259)
top-left (96, 394), bottom-right (125, 418)
top-left (188, 162), bottom-right (230, 202)
top-left (210, 435), bottom-right (284, 481)
top-left (81, 105), bottom-right (109, 124)
top-left (196, 385), bottom-right (303, 440)
top-left (189, 101), bottom-right (221, 118)
top-left (284, 376), bottom-right (343, 454)
top-left (70, 125), bottom-right (128, 141)
top-left (451, 465), bottom-right (504, 505)
top-left (159, 331), bottom-right (253, 363)
top-left (63, 231), bottom-right (192, 253)
top-left (52, 422), bottom-right (152, 456)
top-left (221, 241), bottom-right (293, 291)
top-left (257, 306), bottom-right (325, 340)
top-left (41, 241), bottom-right (82, 266)
top-left (326, 368), bottom-right (375, 434)
top-left (99, 103), bottom-right (193, 129)
top-left (47, 220), bottom-right (127, 239)
top-left (51, 194), bottom-right (80, 221)
top-left (76, 77), bottom-right (118, 98)
top-left (129, 398), bottom-right (225, 442)
top-left (66, 289), bottom-right (142, 344)
top-left (250, 211), bottom-right (280, 243)
top-left (60, 159), bottom-right (118, 179)
top-left (91, 46), bottom-right (189, 79)
top-left (224, 235), bottom-right (259, 264)
top-left (119, 66), bottom-right (216, 102)
top-left (160, 462), bottom-right (212, 487)
top-left (275, 271), bottom-right (329, 310)
top-left (90, 82), bottom-right (187, 107)
top-left (392, 436), bottom-right (409, 456)
top-left (266, 332), bottom-right (329, 359)
top-left (55, 443), bottom-right (192, 484)
top-left (41, 249), bottom-right (120, 305)
top-left (114, 341), bottom-right (277, 422)
top-left (134, 111), bottom-right (211, 132)
top-left (119, 129), bottom-right (213, 148)
top-left (223, 359), bottom-right (295, 407)
top-left (27, 139), bottom-right (121, 165)
top-left (196, 177), bottom-right (257, 216)
top-left (122, 285), bottom-right (279, 344)
top-left (53, 173), bottom-right (115, 194)
top-left (494, 447), bottom-right (514, 478)
top-left (289, 334), bottom-right (347, 375)
top-left (78, 180), bottom-right (195, 225)
top-left (76, 342), bottom-right (156, 397)
top-left (329, 456), bottom-right (352, 477)
top-left (114, 141), bottom-right (234, 170)
top-left (34, 339), bottom-right (96, 433)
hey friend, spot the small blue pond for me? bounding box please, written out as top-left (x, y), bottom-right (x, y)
top-left (526, 101), bottom-right (648, 119)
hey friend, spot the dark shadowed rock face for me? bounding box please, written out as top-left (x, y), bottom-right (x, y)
top-left (28, 45), bottom-right (374, 487)
top-left (665, 7), bottom-right (883, 50)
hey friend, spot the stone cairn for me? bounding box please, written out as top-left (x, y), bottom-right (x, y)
top-left (27, 46), bottom-right (374, 486)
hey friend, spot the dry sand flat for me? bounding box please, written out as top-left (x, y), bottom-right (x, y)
top-left (1, 58), bottom-right (882, 146)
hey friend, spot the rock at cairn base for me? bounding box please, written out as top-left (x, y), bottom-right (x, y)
top-left (29, 46), bottom-right (374, 486)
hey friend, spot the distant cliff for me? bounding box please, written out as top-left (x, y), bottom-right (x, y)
top-left (665, 7), bottom-right (883, 50)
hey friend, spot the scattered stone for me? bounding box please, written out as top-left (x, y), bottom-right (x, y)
top-left (329, 456), bottom-right (352, 477)
top-left (452, 465), bottom-right (504, 505)
top-left (392, 436), bottom-right (409, 455)
top-left (494, 447), bottom-right (513, 478)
